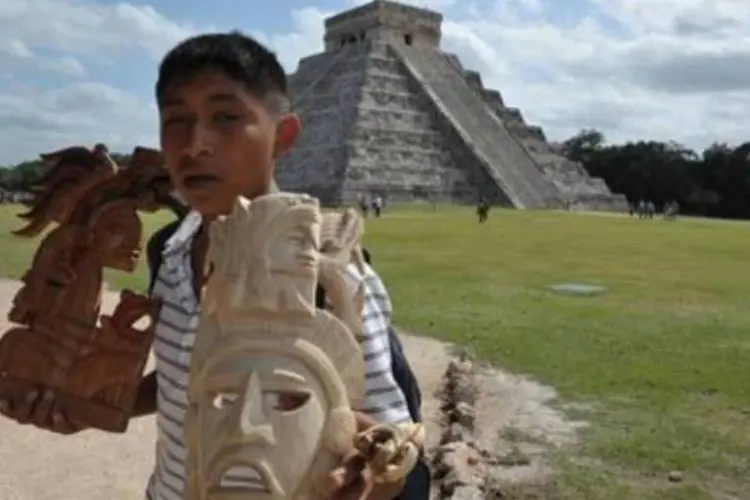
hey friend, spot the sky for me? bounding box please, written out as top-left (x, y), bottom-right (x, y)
top-left (1, 0), bottom-right (749, 165)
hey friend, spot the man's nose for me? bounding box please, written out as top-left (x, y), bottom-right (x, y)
top-left (185, 121), bottom-right (216, 157)
top-left (227, 371), bottom-right (276, 446)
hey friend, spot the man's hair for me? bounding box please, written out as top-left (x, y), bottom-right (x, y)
top-left (155, 31), bottom-right (289, 113)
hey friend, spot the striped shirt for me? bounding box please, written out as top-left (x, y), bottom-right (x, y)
top-left (144, 211), bottom-right (411, 500)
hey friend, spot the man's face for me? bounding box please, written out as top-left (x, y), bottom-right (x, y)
top-left (195, 349), bottom-right (327, 499)
top-left (158, 70), bottom-right (299, 217)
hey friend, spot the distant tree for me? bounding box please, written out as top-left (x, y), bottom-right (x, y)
top-left (0, 153), bottom-right (135, 192)
top-left (561, 129), bottom-right (605, 163)
top-left (561, 129), bottom-right (750, 219)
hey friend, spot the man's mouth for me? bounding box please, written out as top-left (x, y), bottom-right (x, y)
top-left (182, 174), bottom-right (220, 189)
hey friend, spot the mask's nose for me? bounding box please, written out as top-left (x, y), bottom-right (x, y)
top-left (226, 371), bottom-right (276, 446)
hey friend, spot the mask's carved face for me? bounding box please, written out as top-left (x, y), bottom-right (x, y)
top-left (194, 345), bottom-right (328, 499)
top-left (205, 194), bottom-right (321, 320)
top-left (93, 203), bottom-right (142, 272)
top-left (260, 212), bottom-right (319, 306)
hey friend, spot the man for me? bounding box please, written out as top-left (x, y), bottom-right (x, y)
top-left (0, 32), bottom-right (413, 500)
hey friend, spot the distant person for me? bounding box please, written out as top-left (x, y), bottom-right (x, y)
top-left (664, 200), bottom-right (679, 220)
top-left (646, 200), bottom-right (655, 219)
top-left (372, 195), bottom-right (382, 218)
top-left (359, 194), bottom-right (369, 218)
top-left (477, 197), bottom-right (490, 223)
top-left (637, 199), bottom-right (646, 219)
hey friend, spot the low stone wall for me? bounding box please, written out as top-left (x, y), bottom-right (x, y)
top-left (432, 357), bottom-right (485, 499)
top-left (428, 352), bottom-right (586, 499)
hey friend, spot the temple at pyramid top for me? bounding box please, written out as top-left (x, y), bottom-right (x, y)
top-left (323, 1), bottom-right (442, 51)
top-left (276, 0), bottom-right (627, 211)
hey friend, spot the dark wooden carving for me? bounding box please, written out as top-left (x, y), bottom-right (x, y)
top-left (0, 144), bottom-right (185, 433)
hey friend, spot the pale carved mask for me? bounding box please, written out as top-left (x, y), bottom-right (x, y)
top-left (187, 193), bottom-right (366, 500)
top-left (203, 194), bottom-right (321, 322)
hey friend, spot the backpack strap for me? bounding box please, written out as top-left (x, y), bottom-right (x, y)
top-left (146, 218), bottom-right (184, 295)
top-left (387, 327), bottom-right (422, 422)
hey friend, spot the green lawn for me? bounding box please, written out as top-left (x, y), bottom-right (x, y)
top-left (1, 204), bottom-right (749, 499)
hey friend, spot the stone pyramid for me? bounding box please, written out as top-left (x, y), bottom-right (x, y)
top-left (275, 0), bottom-right (627, 211)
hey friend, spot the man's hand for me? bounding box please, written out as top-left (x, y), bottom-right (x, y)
top-left (323, 412), bottom-right (406, 500)
top-left (0, 388), bottom-right (85, 435)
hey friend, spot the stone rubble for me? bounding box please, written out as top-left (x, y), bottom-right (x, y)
top-left (429, 355), bottom-right (581, 499)
top-left (431, 357), bottom-right (488, 499)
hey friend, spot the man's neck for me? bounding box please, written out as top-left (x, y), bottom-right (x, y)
top-left (199, 181), bottom-right (280, 223)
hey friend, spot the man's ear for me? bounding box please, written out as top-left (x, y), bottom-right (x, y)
top-left (273, 114), bottom-right (301, 157)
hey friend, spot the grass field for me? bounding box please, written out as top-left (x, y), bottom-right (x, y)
top-left (1, 204), bottom-right (749, 499)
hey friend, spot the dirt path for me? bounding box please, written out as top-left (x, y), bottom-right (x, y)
top-left (0, 279), bottom-right (582, 499)
top-left (0, 280), bottom-right (449, 499)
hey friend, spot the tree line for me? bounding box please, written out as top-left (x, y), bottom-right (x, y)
top-left (0, 153), bottom-right (132, 193)
top-left (561, 129), bottom-right (750, 219)
top-left (1, 130), bottom-right (748, 219)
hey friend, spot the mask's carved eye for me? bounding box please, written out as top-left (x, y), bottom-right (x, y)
top-left (212, 392), bottom-right (238, 409)
top-left (265, 391), bottom-right (310, 412)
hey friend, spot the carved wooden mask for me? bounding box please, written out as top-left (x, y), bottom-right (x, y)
top-left (187, 193), bottom-right (366, 500)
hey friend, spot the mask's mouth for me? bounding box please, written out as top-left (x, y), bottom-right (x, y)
top-left (207, 460), bottom-right (284, 498)
top-left (218, 465), bottom-right (269, 491)
top-left (117, 247), bottom-right (140, 260)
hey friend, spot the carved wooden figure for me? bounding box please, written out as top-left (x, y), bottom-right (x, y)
top-left (317, 209), bottom-right (367, 339)
top-left (0, 144), bottom-right (184, 433)
top-left (318, 209), bottom-right (426, 485)
top-left (186, 193), bottom-right (425, 500)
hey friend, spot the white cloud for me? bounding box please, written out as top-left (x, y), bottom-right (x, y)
top-left (0, 80), bottom-right (158, 164)
top-left (0, 39), bottom-right (33, 59)
top-left (0, 0), bottom-right (748, 165)
top-left (0, 0), bottom-right (198, 59)
top-left (0, 38), bottom-right (86, 78)
top-left (253, 7), bottom-right (331, 72)
top-left (430, 0), bottom-right (750, 148)
top-left (347, 0), bottom-right (458, 8)
top-left (591, 0), bottom-right (750, 35)
top-left (0, 0), bottom-right (197, 164)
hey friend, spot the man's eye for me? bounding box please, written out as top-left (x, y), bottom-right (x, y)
top-left (163, 117), bottom-right (189, 127)
top-left (214, 113), bottom-right (241, 123)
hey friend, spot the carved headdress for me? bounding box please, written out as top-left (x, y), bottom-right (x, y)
top-left (14, 144), bottom-right (117, 237)
top-left (15, 144), bottom-right (185, 238)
